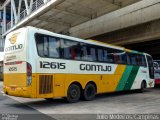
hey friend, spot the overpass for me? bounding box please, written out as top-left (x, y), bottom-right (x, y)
top-left (1, 0), bottom-right (160, 58)
top-left (71, 0), bottom-right (160, 45)
top-left (2, 0), bottom-right (140, 36)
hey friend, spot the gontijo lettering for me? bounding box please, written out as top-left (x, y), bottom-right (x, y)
top-left (80, 64), bottom-right (112, 72)
top-left (5, 44), bottom-right (23, 52)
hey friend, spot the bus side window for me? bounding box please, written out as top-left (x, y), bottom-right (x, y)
top-left (61, 39), bottom-right (80, 60)
top-left (136, 55), bottom-right (147, 66)
top-left (43, 37), bottom-right (48, 57)
top-left (80, 44), bottom-right (97, 62)
top-left (104, 50), bottom-right (108, 62)
top-left (114, 54), bottom-right (119, 63)
top-left (117, 51), bottom-right (126, 64)
top-left (81, 45), bottom-right (88, 61)
top-left (36, 34), bottom-right (45, 57)
top-left (132, 55), bottom-right (137, 65)
top-left (70, 47), bottom-right (80, 60)
top-left (127, 53), bottom-right (137, 66)
top-left (146, 55), bottom-right (154, 79)
top-left (127, 53), bottom-right (146, 66)
top-left (35, 34), bottom-right (60, 58)
top-left (106, 48), bottom-right (114, 63)
top-left (35, 34), bottom-right (49, 57)
top-left (127, 54), bottom-right (131, 65)
top-left (97, 49), bottom-right (103, 62)
top-left (97, 47), bottom-right (116, 63)
top-left (48, 37), bottom-right (60, 58)
top-left (90, 47), bottom-right (97, 61)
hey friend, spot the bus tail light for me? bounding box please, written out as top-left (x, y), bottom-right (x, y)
top-left (27, 62), bottom-right (32, 86)
top-left (5, 61), bottom-right (23, 65)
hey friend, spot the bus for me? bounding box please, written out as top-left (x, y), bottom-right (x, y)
top-left (0, 52), bottom-right (4, 81)
top-left (154, 61), bottom-right (159, 70)
top-left (3, 26), bottom-right (154, 103)
top-left (153, 60), bottom-right (160, 85)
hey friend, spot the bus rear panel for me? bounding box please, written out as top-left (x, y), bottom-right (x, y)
top-left (3, 28), bottom-right (32, 97)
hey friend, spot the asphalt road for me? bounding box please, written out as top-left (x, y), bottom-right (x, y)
top-left (1, 81), bottom-right (160, 120)
top-left (0, 82), bottom-right (55, 120)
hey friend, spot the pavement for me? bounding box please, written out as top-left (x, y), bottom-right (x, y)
top-left (0, 81), bottom-right (55, 120)
top-left (9, 89), bottom-right (160, 114)
top-left (0, 82), bottom-right (3, 87)
top-left (1, 81), bottom-right (160, 120)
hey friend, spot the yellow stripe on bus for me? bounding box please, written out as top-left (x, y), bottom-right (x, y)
top-left (88, 39), bottom-right (124, 49)
top-left (102, 64), bottom-right (126, 92)
top-left (4, 65), bottom-right (126, 99)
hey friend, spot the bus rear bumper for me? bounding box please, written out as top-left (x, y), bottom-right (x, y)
top-left (3, 86), bottom-right (33, 98)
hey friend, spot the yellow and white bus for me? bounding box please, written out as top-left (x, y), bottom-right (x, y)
top-left (0, 52), bottom-right (4, 81)
top-left (3, 26), bottom-right (154, 102)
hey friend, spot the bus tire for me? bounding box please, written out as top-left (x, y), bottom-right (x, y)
top-left (66, 84), bottom-right (81, 103)
top-left (45, 98), bottom-right (54, 101)
top-left (83, 83), bottom-right (96, 101)
top-left (140, 81), bottom-right (146, 93)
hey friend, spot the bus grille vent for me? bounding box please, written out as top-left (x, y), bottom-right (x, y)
top-left (39, 75), bottom-right (53, 94)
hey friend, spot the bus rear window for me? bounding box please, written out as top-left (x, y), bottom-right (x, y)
top-left (35, 34), bottom-right (60, 58)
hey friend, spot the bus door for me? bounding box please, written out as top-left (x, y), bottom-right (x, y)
top-left (146, 55), bottom-right (154, 79)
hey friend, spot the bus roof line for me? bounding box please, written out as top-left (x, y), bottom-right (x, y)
top-left (28, 26), bottom-right (124, 50)
top-left (88, 39), bottom-right (125, 49)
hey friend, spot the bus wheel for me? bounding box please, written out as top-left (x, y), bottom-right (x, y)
top-left (140, 81), bottom-right (146, 93)
top-left (83, 83), bottom-right (96, 101)
top-left (66, 84), bottom-right (81, 103)
top-left (45, 98), bottom-right (54, 101)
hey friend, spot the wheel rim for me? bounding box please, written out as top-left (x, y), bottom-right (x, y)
top-left (71, 89), bottom-right (78, 98)
top-left (87, 86), bottom-right (94, 97)
top-left (69, 86), bottom-right (80, 100)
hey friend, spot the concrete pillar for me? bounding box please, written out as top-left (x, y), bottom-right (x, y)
top-left (91, 19), bottom-right (160, 46)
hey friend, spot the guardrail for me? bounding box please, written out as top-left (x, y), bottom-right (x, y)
top-left (6, 0), bottom-right (50, 31)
